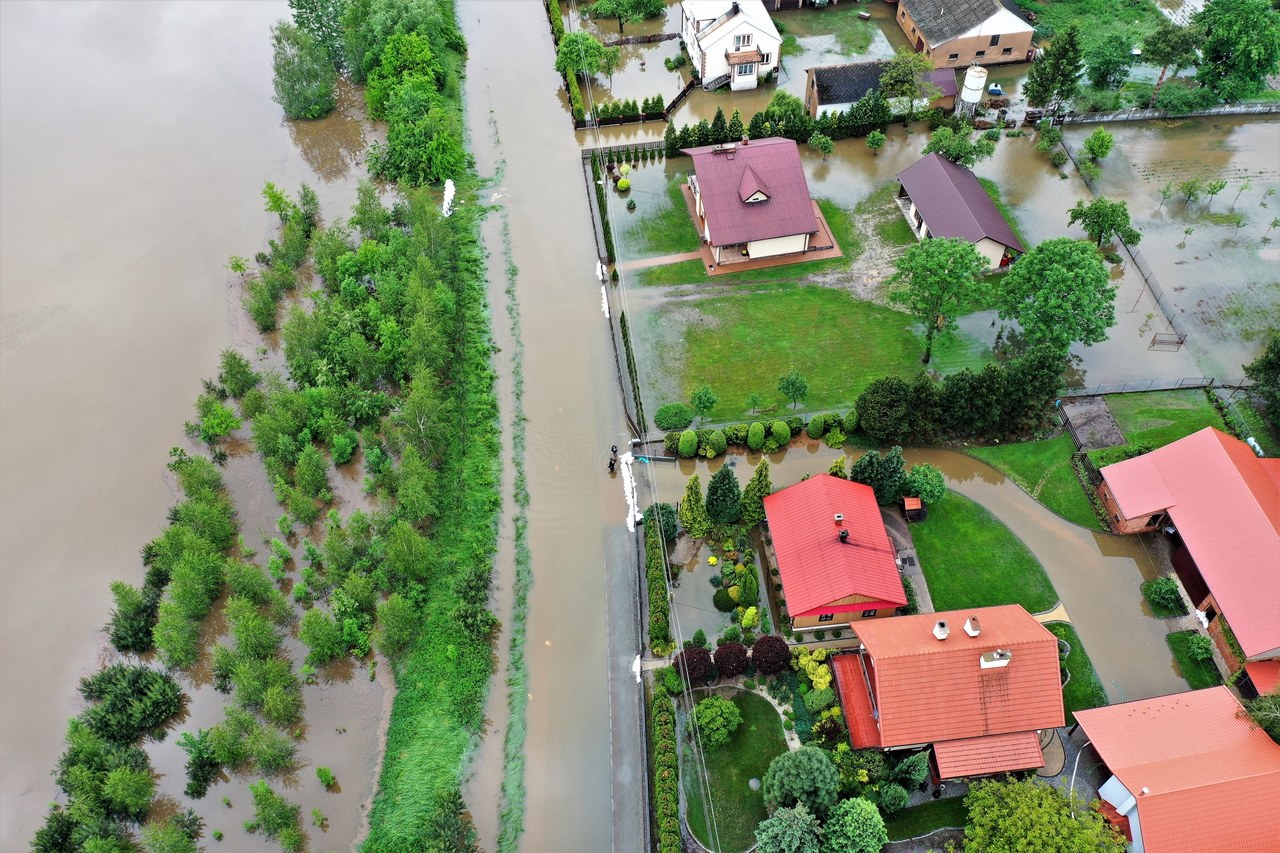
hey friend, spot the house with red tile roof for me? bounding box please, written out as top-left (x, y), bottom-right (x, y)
top-left (896, 153), bottom-right (1024, 269)
top-left (683, 137), bottom-right (821, 266)
top-left (762, 474), bottom-right (905, 634)
top-left (1097, 427), bottom-right (1280, 694)
top-left (1074, 687), bottom-right (1280, 853)
top-left (831, 605), bottom-right (1064, 779)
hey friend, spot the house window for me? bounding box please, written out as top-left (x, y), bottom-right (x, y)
top-left (761, 52), bottom-right (771, 65)
top-left (911, 26), bottom-right (916, 34)
top-left (990, 34), bottom-right (1000, 46)
top-left (737, 62), bottom-right (755, 76)
top-left (862, 609), bottom-right (878, 618)
top-left (900, 9), bottom-right (906, 18)
top-left (947, 53), bottom-right (959, 62)
top-left (976, 50), bottom-right (986, 58)
top-left (734, 33), bottom-right (752, 49)
top-left (1002, 47), bottom-right (1013, 55)
top-left (818, 613), bottom-right (834, 623)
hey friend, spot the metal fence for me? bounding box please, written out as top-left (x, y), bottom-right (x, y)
top-left (1060, 102), bottom-right (1280, 126)
top-left (1062, 377), bottom-right (1222, 396)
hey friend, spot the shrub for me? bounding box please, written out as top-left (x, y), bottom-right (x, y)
top-left (762, 746), bottom-right (840, 817)
top-left (1141, 576), bottom-right (1185, 614)
top-left (692, 629), bottom-right (708, 648)
top-left (751, 635), bottom-right (790, 675)
top-left (807, 414), bottom-right (827, 439)
top-left (715, 642), bottom-right (748, 678)
top-left (823, 427), bottom-right (846, 449)
top-left (879, 782), bottom-right (910, 816)
top-left (713, 588), bottom-right (736, 612)
top-left (707, 429), bottom-right (728, 457)
top-left (1051, 150), bottom-right (1069, 168)
top-left (694, 695), bottom-right (742, 749)
top-left (655, 403), bottom-right (695, 430)
top-left (247, 780), bottom-right (301, 845)
top-left (894, 750), bottom-right (931, 787)
top-left (617, 178), bottom-right (631, 191)
top-left (706, 465), bottom-right (743, 524)
top-left (1186, 634), bottom-right (1215, 662)
top-left (656, 665), bottom-right (684, 695)
top-left (675, 646), bottom-right (713, 685)
top-left (677, 429), bottom-right (698, 458)
top-left (803, 687), bottom-right (835, 714)
top-left (725, 423), bottom-right (749, 445)
top-left (316, 767), bottom-right (336, 787)
top-left (747, 421), bottom-right (766, 451)
top-left (770, 420), bottom-right (791, 445)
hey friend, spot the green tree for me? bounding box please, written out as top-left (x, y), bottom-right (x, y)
top-left (364, 32), bottom-right (442, 119)
top-left (755, 803), bottom-right (824, 853)
top-left (705, 465), bottom-right (743, 525)
top-left (1067, 197), bottom-right (1140, 246)
top-left (1143, 19), bottom-right (1200, 108)
top-left (727, 108), bottom-right (745, 141)
top-left (745, 392), bottom-right (765, 415)
top-left (1203, 178), bottom-right (1228, 210)
top-left (823, 797), bottom-right (888, 853)
top-left (679, 474), bottom-right (712, 538)
top-left (921, 125), bottom-right (995, 168)
top-left (1024, 23), bottom-right (1084, 112)
top-left (741, 460), bottom-right (773, 528)
top-left (690, 385), bottom-right (719, 422)
top-left (1243, 335), bottom-right (1280, 429)
top-left (850, 447), bottom-right (907, 506)
top-left (555, 31), bottom-right (607, 79)
top-left (299, 607), bottom-right (345, 664)
top-left (195, 395), bottom-right (242, 444)
top-left (270, 21), bottom-right (337, 120)
top-left (288, 0), bottom-right (346, 68)
top-left (879, 48), bottom-right (937, 122)
top-left (1195, 0), bottom-right (1280, 102)
top-left (904, 464), bottom-right (946, 504)
top-left (998, 238), bottom-right (1117, 353)
top-left (778, 371), bottom-right (809, 410)
top-left (865, 129), bottom-right (886, 155)
top-left (294, 443), bottom-right (329, 499)
top-left (141, 817), bottom-right (198, 853)
top-left (1245, 689), bottom-right (1280, 744)
top-left (1082, 127), bottom-right (1114, 162)
top-left (219, 349), bottom-right (260, 398)
top-left (710, 107), bottom-right (730, 143)
top-left (762, 746), bottom-right (841, 818)
top-left (888, 237), bottom-right (989, 364)
top-left (375, 593), bottom-right (418, 657)
top-left (600, 45), bottom-right (621, 85)
top-left (102, 766), bottom-right (155, 821)
top-left (856, 377), bottom-right (912, 445)
top-left (248, 780), bottom-right (302, 845)
top-left (693, 695), bottom-right (742, 749)
top-left (964, 777), bottom-right (1125, 852)
top-left (1178, 176), bottom-right (1206, 206)
top-left (808, 131), bottom-right (834, 160)
top-left (1084, 34), bottom-right (1136, 89)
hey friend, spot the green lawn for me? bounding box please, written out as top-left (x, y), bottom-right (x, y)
top-left (685, 690), bottom-right (789, 853)
top-left (1105, 389), bottom-right (1223, 448)
top-left (885, 797), bottom-right (968, 841)
top-left (1045, 622), bottom-right (1108, 725)
top-left (913, 491), bottom-right (1058, 614)
top-left (978, 178), bottom-right (1029, 253)
top-left (620, 178), bottom-right (700, 258)
top-left (1231, 396), bottom-right (1280, 457)
top-left (1012, 0), bottom-right (1166, 48)
top-left (660, 284), bottom-right (924, 420)
top-left (1167, 631), bottom-right (1224, 690)
top-left (968, 435), bottom-right (1103, 530)
top-left (856, 183), bottom-right (917, 250)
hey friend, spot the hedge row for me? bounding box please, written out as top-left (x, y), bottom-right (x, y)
top-left (650, 685), bottom-right (680, 853)
top-left (643, 507), bottom-right (672, 653)
top-left (665, 412), bottom-right (857, 458)
top-left (619, 312), bottom-right (646, 432)
top-left (589, 153), bottom-right (617, 263)
top-left (544, 0), bottom-right (565, 45)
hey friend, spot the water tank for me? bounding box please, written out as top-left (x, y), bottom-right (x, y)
top-left (960, 65), bottom-right (988, 111)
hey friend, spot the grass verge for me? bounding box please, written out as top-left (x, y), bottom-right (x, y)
top-left (1104, 389), bottom-right (1222, 447)
top-left (621, 178), bottom-right (701, 258)
top-left (1013, 0), bottom-right (1166, 48)
top-left (913, 490), bottom-right (1058, 614)
top-left (1045, 622), bottom-right (1107, 725)
top-left (885, 797), bottom-right (968, 841)
top-left (1166, 631), bottom-right (1223, 690)
top-left (978, 178), bottom-right (1029, 253)
top-left (684, 690), bottom-right (788, 853)
top-left (968, 435), bottom-right (1102, 530)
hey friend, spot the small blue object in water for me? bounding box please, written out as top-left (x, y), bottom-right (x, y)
top-left (636, 456), bottom-right (649, 464)
top-left (988, 83), bottom-right (1004, 96)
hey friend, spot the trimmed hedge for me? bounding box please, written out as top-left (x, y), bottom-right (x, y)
top-left (748, 422), bottom-right (765, 451)
top-left (644, 508), bottom-right (673, 651)
top-left (650, 686), bottom-right (680, 853)
top-left (677, 430), bottom-right (698, 458)
top-left (655, 403), bottom-right (695, 431)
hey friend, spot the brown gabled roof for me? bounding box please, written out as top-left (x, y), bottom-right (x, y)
top-left (1101, 428), bottom-right (1280, 659)
top-left (1075, 687), bottom-right (1280, 853)
top-left (763, 474), bottom-right (905, 617)
top-left (897, 153), bottom-right (1024, 252)
top-left (834, 606), bottom-right (1063, 752)
top-left (684, 137), bottom-right (818, 246)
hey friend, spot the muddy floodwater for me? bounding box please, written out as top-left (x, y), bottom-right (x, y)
top-left (0, 1), bottom-right (380, 847)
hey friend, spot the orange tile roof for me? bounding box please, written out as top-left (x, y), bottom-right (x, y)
top-left (763, 474), bottom-right (905, 617)
top-left (1100, 428), bottom-right (1280, 659)
top-left (932, 730), bottom-right (1044, 779)
top-left (842, 605), bottom-right (1064, 749)
top-left (833, 653), bottom-right (882, 749)
top-left (1245, 660), bottom-right (1280, 695)
top-left (1075, 687), bottom-right (1280, 853)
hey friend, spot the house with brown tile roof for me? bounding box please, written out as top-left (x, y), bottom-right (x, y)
top-left (896, 153), bottom-right (1023, 270)
top-left (831, 605), bottom-right (1064, 779)
top-left (762, 474), bottom-right (906, 635)
top-left (1098, 427), bottom-right (1280, 692)
top-left (895, 0), bottom-right (1034, 69)
top-left (1074, 687), bottom-right (1280, 853)
top-left (683, 137), bottom-right (821, 265)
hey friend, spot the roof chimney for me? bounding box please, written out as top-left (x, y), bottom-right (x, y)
top-left (933, 620), bottom-right (950, 641)
top-left (834, 513), bottom-right (844, 525)
top-left (980, 649), bottom-right (1013, 669)
top-left (839, 529), bottom-right (850, 543)
top-left (964, 617), bottom-right (981, 637)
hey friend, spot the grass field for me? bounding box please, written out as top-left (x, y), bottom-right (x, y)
top-left (620, 177), bottom-right (701, 258)
top-left (1167, 631), bottom-right (1224, 690)
top-left (1105, 389), bottom-right (1223, 447)
top-left (684, 690), bottom-right (789, 852)
top-left (1045, 622), bottom-right (1108, 725)
top-left (968, 435), bottom-right (1102, 530)
top-left (913, 491), bottom-right (1058, 614)
top-left (1012, 0), bottom-right (1166, 48)
top-left (885, 797), bottom-right (968, 841)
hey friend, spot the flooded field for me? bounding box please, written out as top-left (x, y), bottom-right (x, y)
top-left (0, 1), bottom-right (379, 847)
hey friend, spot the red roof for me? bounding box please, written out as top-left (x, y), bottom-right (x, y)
top-left (763, 474), bottom-right (905, 617)
top-left (1245, 660), bottom-right (1280, 695)
top-left (684, 137), bottom-right (818, 246)
top-left (932, 730), bottom-right (1044, 778)
top-left (1101, 428), bottom-right (1280, 659)
top-left (833, 606), bottom-right (1063, 755)
top-left (1075, 687), bottom-right (1280, 853)
top-left (897, 153), bottom-right (1025, 252)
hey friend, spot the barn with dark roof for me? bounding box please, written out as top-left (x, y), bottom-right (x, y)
top-left (896, 153), bottom-right (1023, 269)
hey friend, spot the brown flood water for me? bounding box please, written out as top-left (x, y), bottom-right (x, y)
top-left (1, 1), bottom-right (382, 848)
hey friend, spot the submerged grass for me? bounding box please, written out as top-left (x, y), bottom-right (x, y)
top-left (621, 178), bottom-right (701, 257)
top-left (1167, 630), bottom-right (1223, 690)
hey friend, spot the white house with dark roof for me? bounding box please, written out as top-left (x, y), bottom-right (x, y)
top-left (896, 0), bottom-right (1034, 69)
top-left (896, 153), bottom-right (1024, 269)
top-left (681, 0), bottom-right (781, 91)
top-left (804, 61), bottom-right (957, 118)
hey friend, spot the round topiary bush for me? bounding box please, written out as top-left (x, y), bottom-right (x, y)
top-left (708, 429), bottom-right (727, 457)
top-left (878, 782), bottom-right (910, 817)
top-left (750, 635), bottom-right (790, 675)
top-left (714, 642), bottom-right (748, 678)
top-left (771, 420), bottom-right (791, 445)
top-left (747, 422), bottom-right (766, 451)
top-left (807, 414), bottom-right (827, 439)
top-left (677, 429), bottom-right (698, 458)
top-left (655, 403), bottom-right (695, 431)
top-left (713, 588), bottom-right (736, 612)
top-left (842, 409), bottom-right (858, 435)
top-left (617, 178), bottom-right (632, 191)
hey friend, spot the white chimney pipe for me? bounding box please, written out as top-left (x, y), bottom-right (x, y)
top-left (834, 513), bottom-right (844, 525)
top-left (964, 617), bottom-right (981, 637)
top-left (933, 620), bottom-right (950, 640)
